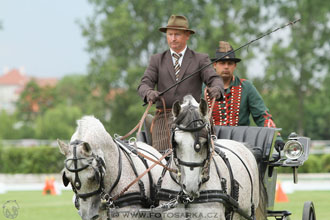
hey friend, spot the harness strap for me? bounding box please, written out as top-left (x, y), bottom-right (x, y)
top-left (112, 142), bottom-right (173, 201)
top-left (215, 143), bottom-right (255, 219)
top-left (214, 146), bottom-right (238, 200)
top-left (108, 140), bottom-right (122, 194)
top-left (155, 155), bottom-right (180, 199)
top-left (134, 143), bottom-right (177, 173)
top-left (212, 157), bottom-right (228, 194)
top-left (73, 143), bottom-right (82, 190)
top-left (112, 192), bottom-right (147, 208)
top-left (157, 189), bottom-right (254, 220)
top-left (118, 141), bottom-right (148, 205)
top-left (213, 146), bottom-right (237, 219)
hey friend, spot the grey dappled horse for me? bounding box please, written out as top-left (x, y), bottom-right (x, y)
top-left (157, 95), bottom-right (266, 220)
top-left (58, 116), bottom-right (165, 220)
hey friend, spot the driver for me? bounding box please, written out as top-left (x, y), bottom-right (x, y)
top-left (138, 15), bottom-right (224, 153)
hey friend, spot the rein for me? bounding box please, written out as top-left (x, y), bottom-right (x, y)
top-left (120, 101), bottom-right (153, 140)
top-left (112, 149), bottom-right (173, 201)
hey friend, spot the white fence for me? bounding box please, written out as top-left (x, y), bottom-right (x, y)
top-left (0, 139), bottom-right (66, 148)
top-left (1, 139), bottom-right (330, 154)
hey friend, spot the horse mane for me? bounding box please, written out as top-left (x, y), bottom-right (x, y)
top-left (174, 103), bottom-right (201, 127)
top-left (76, 116), bottom-right (106, 136)
top-left (72, 116), bottom-right (112, 149)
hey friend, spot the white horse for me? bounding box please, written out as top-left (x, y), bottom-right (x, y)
top-left (58, 115), bottom-right (165, 220)
top-left (157, 95), bottom-right (266, 220)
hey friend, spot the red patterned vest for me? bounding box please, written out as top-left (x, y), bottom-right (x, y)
top-left (205, 79), bottom-right (245, 126)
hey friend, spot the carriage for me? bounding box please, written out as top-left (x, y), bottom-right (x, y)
top-left (137, 126), bottom-right (315, 219)
top-left (210, 126), bottom-right (315, 220)
top-left (136, 99), bottom-right (315, 220)
top-left (59, 97), bottom-right (315, 220)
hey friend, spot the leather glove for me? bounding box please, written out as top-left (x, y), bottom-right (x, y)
top-left (275, 135), bottom-right (285, 151)
top-left (146, 90), bottom-right (160, 103)
top-left (207, 86), bottom-right (222, 100)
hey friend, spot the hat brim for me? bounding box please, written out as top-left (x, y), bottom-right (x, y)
top-left (159, 27), bottom-right (195, 34)
top-left (211, 57), bottom-right (241, 63)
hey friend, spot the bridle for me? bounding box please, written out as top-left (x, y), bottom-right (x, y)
top-left (63, 140), bottom-right (106, 200)
top-left (171, 109), bottom-right (213, 183)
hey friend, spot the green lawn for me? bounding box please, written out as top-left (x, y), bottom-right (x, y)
top-left (274, 191), bottom-right (330, 220)
top-left (0, 190), bottom-right (329, 220)
top-left (0, 190), bottom-right (80, 220)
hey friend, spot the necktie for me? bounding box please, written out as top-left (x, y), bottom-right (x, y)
top-left (172, 53), bottom-right (182, 81)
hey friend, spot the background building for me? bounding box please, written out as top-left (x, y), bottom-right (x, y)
top-left (0, 68), bottom-right (57, 113)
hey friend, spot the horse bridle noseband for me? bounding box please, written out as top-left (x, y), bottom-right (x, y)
top-left (64, 140), bottom-right (106, 200)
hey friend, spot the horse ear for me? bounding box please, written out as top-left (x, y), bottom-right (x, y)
top-left (172, 100), bottom-right (181, 117)
top-left (82, 142), bottom-right (92, 155)
top-left (57, 139), bottom-right (69, 156)
top-left (199, 98), bottom-right (208, 117)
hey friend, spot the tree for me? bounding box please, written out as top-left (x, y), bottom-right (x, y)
top-left (34, 105), bottom-right (83, 139)
top-left (0, 110), bottom-right (16, 139)
top-left (16, 80), bottom-right (58, 121)
top-left (258, 0), bottom-right (330, 138)
top-left (305, 74), bottom-right (330, 139)
top-left (81, 0), bottom-right (265, 134)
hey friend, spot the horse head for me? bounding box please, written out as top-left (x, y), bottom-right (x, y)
top-left (171, 95), bottom-right (212, 199)
top-left (58, 139), bottom-right (106, 220)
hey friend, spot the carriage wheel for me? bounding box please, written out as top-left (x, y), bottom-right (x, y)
top-left (302, 201), bottom-right (316, 220)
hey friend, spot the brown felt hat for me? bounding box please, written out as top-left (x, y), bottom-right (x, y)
top-left (159, 15), bottom-right (195, 34)
top-left (211, 41), bottom-right (241, 63)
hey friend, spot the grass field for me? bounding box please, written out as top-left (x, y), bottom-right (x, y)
top-left (0, 190), bottom-right (329, 219)
top-left (274, 190), bottom-right (330, 220)
top-left (0, 190), bottom-right (80, 220)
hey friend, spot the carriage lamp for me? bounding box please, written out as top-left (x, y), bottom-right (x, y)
top-left (281, 132), bottom-right (311, 183)
top-left (283, 132), bottom-right (311, 166)
top-left (283, 140), bottom-right (304, 160)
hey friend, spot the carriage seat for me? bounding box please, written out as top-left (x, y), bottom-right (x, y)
top-left (137, 123), bottom-right (278, 164)
top-left (214, 126), bottom-right (278, 163)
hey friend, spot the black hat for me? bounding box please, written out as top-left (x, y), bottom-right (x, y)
top-left (211, 41), bottom-right (241, 63)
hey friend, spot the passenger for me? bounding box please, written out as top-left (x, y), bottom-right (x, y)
top-left (138, 15), bottom-right (224, 153)
top-left (204, 41), bottom-right (284, 148)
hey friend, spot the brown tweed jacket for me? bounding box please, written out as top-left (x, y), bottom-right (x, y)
top-left (138, 48), bottom-right (224, 109)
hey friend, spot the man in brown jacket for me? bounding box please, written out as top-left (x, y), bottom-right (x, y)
top-left (137, 15), bottom-right (224, 152)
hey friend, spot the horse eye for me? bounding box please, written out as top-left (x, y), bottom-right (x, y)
top-left (87, 174), bottom-right (96, 182)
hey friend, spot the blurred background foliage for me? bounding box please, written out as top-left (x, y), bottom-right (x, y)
top-left (0, 0), bottom-right (329, 141)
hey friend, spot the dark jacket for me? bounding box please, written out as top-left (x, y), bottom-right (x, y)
top-left (138, 48), bottom-right (224, 108)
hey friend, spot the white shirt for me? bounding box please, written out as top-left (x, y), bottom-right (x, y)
top-left (170, 46), bottom-right (187, 67)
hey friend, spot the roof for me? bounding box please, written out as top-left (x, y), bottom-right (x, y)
top-left (0, 69), bottom-right (29, 86)
top-left (0, 69), bottom-right (58, 87)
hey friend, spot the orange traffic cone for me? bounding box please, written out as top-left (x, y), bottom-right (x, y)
top-left (275, 181), bottom-right (289, 202)
top-left (43, 177), bottom-right (56, 195)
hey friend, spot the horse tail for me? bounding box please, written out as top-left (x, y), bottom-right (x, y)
top-left (255, 174), bottom-right (268, 220)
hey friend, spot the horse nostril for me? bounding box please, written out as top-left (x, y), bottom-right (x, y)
top-left (91, 215), bottom-right (99, 220)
